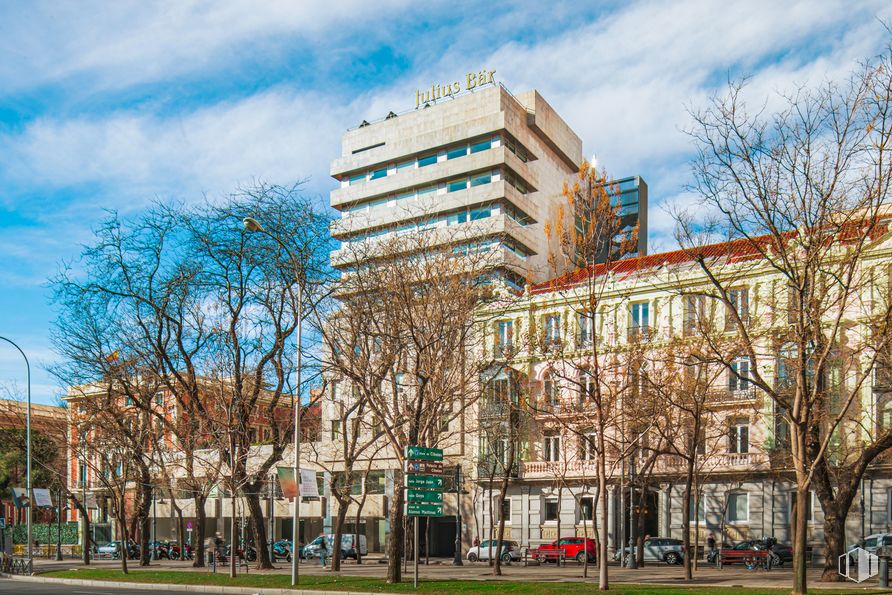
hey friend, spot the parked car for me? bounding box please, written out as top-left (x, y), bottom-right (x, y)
top-left (466, 539), bottom-right (521, 562)
top-left (300, 534), bottom-right (368, 560)
top-left (95, 541), bottom-right (121, 559)
top-left (613, 538), bottom-right (685, 565)
top-left (849, 533), bottom-right (892, 555)
top-left (533, 537), bottom-right (597, 564)
top-left (733, 539), bottom-right (792, 566)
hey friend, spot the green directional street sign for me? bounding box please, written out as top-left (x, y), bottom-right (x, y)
top-left (407, 489), bottom-right (444, 503)
top-left (407, 503), bottom-right (443, 516)
top-left (405, 445), bottom-right (443, 461)
top-left (407, 474), bottom-right (443, 490)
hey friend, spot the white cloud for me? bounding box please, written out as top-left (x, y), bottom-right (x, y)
top-left (0, 0), bottom-right (412, 92)
top-left (1, 87), bottom-right (355, 210)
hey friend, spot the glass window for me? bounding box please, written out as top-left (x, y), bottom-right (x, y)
top-left (470, 207), bottom-right (491, 221)
top-left (791, 491), bottom-right (814, 522)
top-left (470, 139), bottom-right (491, 154)
top-left (500, 498), bottom-right (511, 522)
top-left (727, 493), bottom-right (749, 523)
top-left (689, 496), bottom-right (706, 523)
top-left (578, 312), bottom-right (593, 346)
top-left (370, 167), bottom-right (387, 180)
top-left (497, 320), bottom-right (513, 351)
top-left (366, 471), bottom-right (385, 494)
top-left (580, 496), bottom-right (595, 521)
top-left (448, 179), bottom-right (468, 193)
top-left (348, 173), bottom-right (365, 185)
top-left (544, 498), bottom-right (559, 521)
top-left (470, 173), bottom-right (491, 187)
top-left (543, 432), bottom-right (560, 461)
top-left (730, 357), bottom-right (751, 391)
top-left (630, 302), bottom-right (649, 329)
top-left (544, 314), bottom-right (561, 343)
top-left (727, 287), bottom-right (749, 329)
top-left (447, 146), bottom-right (467, 160)
top-left (543, 373), bottom-right (560, 405)
top-left (728, 418), bottom-right (749, 453)
top-left (330, 420), bottom-right (340, 441)
top-left (581, 431), bottom-right (597, 460)
top-left (396, 160), bottom-right (414, 170)
top-left (580, 372), bottom-right (595, 402)
top-left (448, 211), bottom-right (467, 225)
top-left (417, 154), bottom-right (437, 167)
top-left (417, 185), bottom-right (436, 197)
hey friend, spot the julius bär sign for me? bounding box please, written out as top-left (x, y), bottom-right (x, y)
top-left (415, 69), bottom-right (496, 108)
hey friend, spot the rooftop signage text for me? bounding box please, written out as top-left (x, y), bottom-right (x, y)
top-left (415, 69), bottom-right (496, 108)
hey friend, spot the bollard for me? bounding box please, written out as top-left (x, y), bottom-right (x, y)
top-left (880, 557), bottom-right (889, 588)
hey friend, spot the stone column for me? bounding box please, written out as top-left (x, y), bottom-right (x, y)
top-left (659, 484), bottom-right (671, 538)
top-left (607, 486), bottom-right (617, 554)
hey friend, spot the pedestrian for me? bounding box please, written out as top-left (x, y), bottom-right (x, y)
top-left (319, 536), bottom-right (328, 568)
top-left (707, 533), bottom-right (716, 561)
top-left (473, 536), bottom-right (480, 548)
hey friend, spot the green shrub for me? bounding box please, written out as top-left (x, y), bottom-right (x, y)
top-left (12, 522), bottom-right (79, 544)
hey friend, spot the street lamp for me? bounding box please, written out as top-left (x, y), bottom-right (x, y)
top-left (0, 336), bottom-right (31, 571)
top-left (452, 466), bottom-right (463, 566)
top-left (242, 216), bottom-right (304, 587)
top-left (55, 489), bottom-right (68, 561)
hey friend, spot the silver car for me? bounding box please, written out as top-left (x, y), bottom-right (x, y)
top-left (613, 538), bottom-right (685, 565)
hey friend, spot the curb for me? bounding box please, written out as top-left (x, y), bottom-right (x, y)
top-left (1, 573), bottom-right (401, 595)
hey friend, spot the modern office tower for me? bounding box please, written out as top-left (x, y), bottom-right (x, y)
top-left (329, 84), bottom-right (644, 288)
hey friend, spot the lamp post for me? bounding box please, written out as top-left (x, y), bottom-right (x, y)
top-left (453, 466), bottom-right (463, 566)
top-left (0, 336), bottom-right (31, 571)
top-left (242, 216), bottom-right (304, 587)
top-left (55, 489), bottom-right (67, 561)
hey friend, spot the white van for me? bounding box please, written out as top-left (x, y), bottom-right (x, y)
top-left (301, 533), bottom-right (368, 560)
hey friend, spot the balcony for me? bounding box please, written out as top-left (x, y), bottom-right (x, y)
top-left (477, 458), bottom-right (519, 479)
top-left (479, 400), bottom-right (511, 419)
top-left (706, 388), bottom-right (759, 404)
top-left (626, 326), bottom-right (654, 342)
top-left (520, 459), bottom-right (599, 479)
top-left (658, 451), bottom-right (770, 473)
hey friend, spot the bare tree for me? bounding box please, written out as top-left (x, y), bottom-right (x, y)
top-left (536, 161), bottom-right (641, 590)
top-left (329, 230), bottom-right (506, 583)
top-left (680, 40), bottom-right (892, 593)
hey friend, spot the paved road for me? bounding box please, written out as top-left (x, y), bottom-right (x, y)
top-left (0, 577), bottom-right (197, 595)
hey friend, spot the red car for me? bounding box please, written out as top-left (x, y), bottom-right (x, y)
top-left (533, 537), bottom-right (597, 564)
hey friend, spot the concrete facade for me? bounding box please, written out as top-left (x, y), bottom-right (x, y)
top-left (329, 84), bottom-right (586, 285)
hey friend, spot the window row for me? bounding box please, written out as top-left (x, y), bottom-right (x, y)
top-left (342, 132), bottom-right (535, 190)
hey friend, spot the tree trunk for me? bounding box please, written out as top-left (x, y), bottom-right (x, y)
top-left (331, 498), bottom-right (349, 572)
top-left (821, 504), bottom-right (846, 582)
top-left (635, 487), bottom-right (646, 568)
top-left (117, 514), bottom-right (129, 574)
top-left (597, 430), bottom-right (609, 590)
top-left (131, 479), bottom-right (151, 567)
top-left (386, 474), bottom-right (405, 583)
top-left (192, 495), bottom-right (207, 567)
top-left (244, 486), bottom-right (273, 570)
top-left (354, 496), bottom-right (367, 565)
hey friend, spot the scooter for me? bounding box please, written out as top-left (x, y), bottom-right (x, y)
top-left (272, 540), bottom-right (292, 562)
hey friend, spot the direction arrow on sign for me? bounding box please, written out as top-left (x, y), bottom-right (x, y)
top-left (405, 446), bottom-right (443, 461)
top-left (405, 460), bottom-right (444, 474)
top-left (407, 489), bottom-right (444, 503)
top-left (407, 475), bottom-right (443, 490)
top-left (406, 503), bottom-right (444, 516)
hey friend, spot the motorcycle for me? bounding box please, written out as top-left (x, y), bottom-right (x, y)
top-left (272, 540), bottom-right (292, 562)
top-left (169, 542), bottom-right (193, 560)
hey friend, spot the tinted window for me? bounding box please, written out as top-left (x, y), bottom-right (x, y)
top-left (866, 537), bottom-right (878, 548)
top-left (471, 139), bottom-right (491, 154)
top-left (447, 146), bottom-right (467, 160)
top-left (884, 536), bottom-right (892, 546)
top-left (418, 154), bottom-right (437, 167)
top-left (370, 168), bottom-right (387, 180)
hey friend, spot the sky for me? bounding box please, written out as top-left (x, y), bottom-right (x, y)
top-left (0, 0), bottom-right (890, 406)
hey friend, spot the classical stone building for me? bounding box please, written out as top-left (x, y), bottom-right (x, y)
top-left (473, 232), bottom-right (892, 561)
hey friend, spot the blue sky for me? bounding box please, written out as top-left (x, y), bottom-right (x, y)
top-left (0, 0), bottom-right (889, 405)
